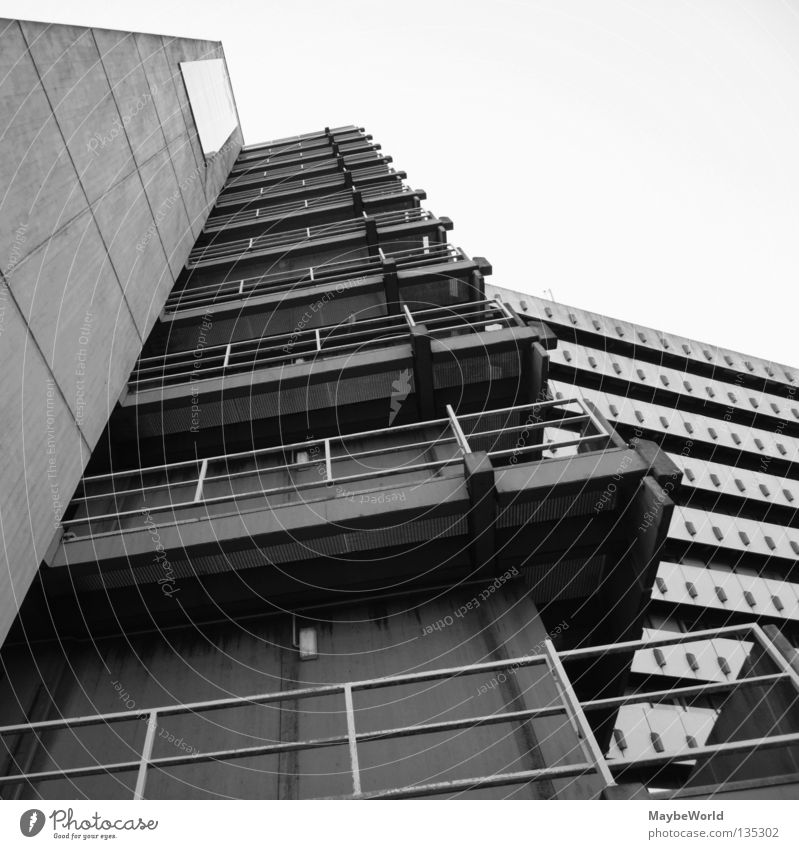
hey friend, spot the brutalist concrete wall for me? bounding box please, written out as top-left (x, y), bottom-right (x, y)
top-left (0, 19), bottom-right (242, 646)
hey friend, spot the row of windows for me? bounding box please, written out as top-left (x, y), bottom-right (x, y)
top-left (668, 505), bottom-right (799, 562)
top-left (549, 380), bottom-right (799, 473)
top-left (669, 451), bottom-right (799, 511)
top-left (493, 287), bottom-right (797, 392)
top-left (548, 340), bottom-right (799, 427)
top-left (654, 560), bottom-right (799, 621)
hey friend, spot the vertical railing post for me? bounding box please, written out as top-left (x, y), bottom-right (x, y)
top-left (193, 459), bottom-right (209, 503)
top-left (543, 640), bottom-right (615, 789)
top-left (324, 439), bottom-right (333, 483)
top-left (446, 404), bottom-right (471, 455)
top-left (402, 304), bottom-right (416, 330)
top-left (344, 685), bottom-right (362, 798)
top-left (496, 299), bottom-right (516, 324)
top-left (315, 329), bottom-right (322, 352)
top-left (222, 344), bottom-right (232, 370)
top-left (133, 711), bottom-right (158, 800)
top-left (753, 624), bottom-right (799, 692)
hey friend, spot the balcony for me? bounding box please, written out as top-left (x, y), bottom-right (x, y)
top-left (229, 140), bottom-right (379, 176)
top-left (46, 398), bottom-right (665, 619)
top-left (131, 300), bottom-right (520, 392)
top-left (237, 126), bottom-right (366, 160)
top-left (213, 166), bottom-right (406, 213)
top-left (221, 152), bottom-right (392, 195)
top-left (165, 244), bottom-right (488, 315)
top-left (117, 299), bottom-right (542, 451)
top-left (187, 208), bottom-right (451, 273)
top-left (4, 624), bottom-right (792, 799)
top-left (200, 185), bottom-right (426, 240)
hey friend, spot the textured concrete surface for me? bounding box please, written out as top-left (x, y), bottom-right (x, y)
top-left (0, 17), bottom-right (243, 647)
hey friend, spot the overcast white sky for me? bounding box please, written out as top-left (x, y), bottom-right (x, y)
top-left (5, 0), bottom-right (799, 367)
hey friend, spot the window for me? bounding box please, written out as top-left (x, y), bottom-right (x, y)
top-left (180, 59), bottom-right (238, 156)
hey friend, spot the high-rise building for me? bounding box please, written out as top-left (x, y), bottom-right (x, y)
top-left (1, 20), bottom-right (798, 801)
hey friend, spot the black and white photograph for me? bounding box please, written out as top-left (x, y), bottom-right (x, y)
top-left (0, 1), bottom-right (797, 844)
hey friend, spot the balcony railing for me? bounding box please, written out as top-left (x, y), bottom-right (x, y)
top-left (130, 300), bottom-right (518, 392)
top-left (1, 624), bottom-right (794, 799)
top-left (223, 152), bottom-right (389, 193)
top-left (214, 166), bottom-right (402, 210)
top-left (167, 243), bottom-right (466, 312)
top-left (230, 141), bottom-right (377, 175)
top-left (59, 398), bottom-right (610, 539)
top-left (238, 127), bottom-right (364, 158)
top-left (187, 208), bottom-right (436, 268)
top-left (203, 185), bottom-right (420, 233)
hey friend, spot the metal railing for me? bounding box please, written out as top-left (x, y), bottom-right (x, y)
top-left (59, 398), bottom-right (608, 538)
top-left (238, 128), bottom-right (363, 160)
top-left (560, 624), bottom-right (799, 780)
top-left (0, 640), bottom-right (611, 799)
top-left (166, 243), bottom-right (466, 312)
top-left (129, 300), bottom-right (518, 391)
top-left (187, 208), bottom-right (436, 268)
top-left (222, 153), bottom-right (389, 194)
top-left (3, 625), bottom-right (793, 799)
top-left (214, 166), bottom-right (401, 210)
top-left (203, 185), bottom-right (420, 233)
top-left (230, 142), bottom-right (377, 175)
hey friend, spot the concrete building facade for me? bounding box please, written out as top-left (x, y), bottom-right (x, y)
top-left (0, 25), bottom-right (797, 800)
top-left (0, 19), bottom-right (242, 647)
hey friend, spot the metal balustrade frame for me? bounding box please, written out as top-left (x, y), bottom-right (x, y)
top-left (60, 398), bottom-right (609, 537)
top-left (129, 299), bottom-right (516, 391)
top-left (1, 625), bottom-right (794, 799)
top-left (187, 208), bottom-right (437, 268)
top-left (165, 243), bottom-right (467, 312)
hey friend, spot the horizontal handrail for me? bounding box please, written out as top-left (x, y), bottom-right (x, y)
top-left (165, 243), bottom-right (467, 312)
top-left (129, 300), bottom-right (516, 390)
top-left (60, 399), bottom-right (605, 533)
top-left (221, 154), bottom-right (390, 194)
top-left (214, 167), bottom-right (400, 209)
top-left (188, 208), bottom-right (435, 266)
top-left (230, 142), bottom-right (377, 175)
top-left (1, 623), bottom-right (795, 799)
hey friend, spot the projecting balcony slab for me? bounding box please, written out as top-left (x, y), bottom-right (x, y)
top-left (120, 325), bottom-right (540, 449)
